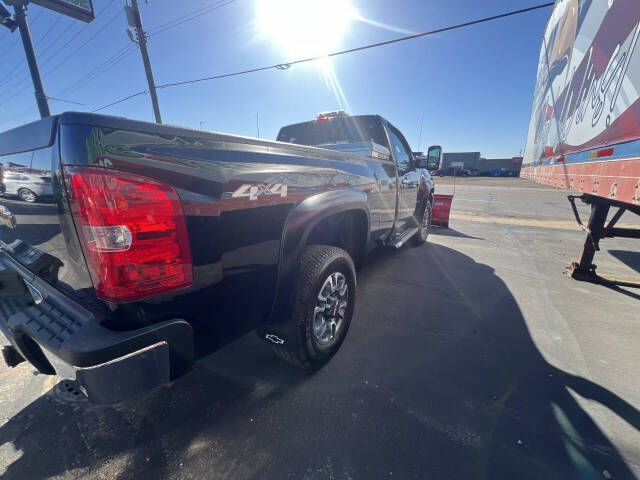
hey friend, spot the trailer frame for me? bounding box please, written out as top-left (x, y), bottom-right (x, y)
top-left (566, 194), bottom-right (640, 287)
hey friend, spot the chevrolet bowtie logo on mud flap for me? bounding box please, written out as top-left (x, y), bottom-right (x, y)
top-left (231, 183), bottom-right (288, 201)
top-left (265, 334), bottom-right (285, 345)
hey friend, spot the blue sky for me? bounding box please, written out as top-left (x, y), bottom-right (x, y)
top-left (0, 0), bottom-right (552, 157)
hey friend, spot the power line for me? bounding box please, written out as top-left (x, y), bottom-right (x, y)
top-left (0, 75), bottom-right (35, 103)
top-left (35, 14), bottom-right (63, 47)
top-left (147, 0), bottom-right (237, 36)
top-left (58, 43), bottom-right (134, 92)
top-left (0, 59), bottom-right (25, 87)
top-left (0, 105), bottom-right (37, 127)
top-left (167, 2), bottom-right (556, 90)
top-left (36, 17), bottom-right (73, 59)
top-left (56, 44), bottom-right (137, 97)
top-left (2, 0), bottom-right (238, 110)
top-left (42, 8), bottom-right (123, 78)
top-left (0, 0), bottom-right (119, 101)
top-left (0, 8), bottom-right (44, 69)
top-left (3, 43), bottom-right (128, 107)
top-left (38, 0), bottom-right (118, 70)
top-left (91, 90), bottom-right (148, 112)
top-left (147, 0), bottom-right (223, 34)
top-left (46, 96), bottom-right (85, 105)
top-left (0, 35), bottom-right (20, 63)
top-left (0, 11), bottom-right (61, 87)
top-left (29, 8), bottom-right (45, 25)
top-left (55, 0), bottom-right (238, 107)
top-left (94, 2), bottom-right (554, 113)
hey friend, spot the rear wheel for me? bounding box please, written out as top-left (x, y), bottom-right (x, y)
top-left (410, 199), bottom-right (432, 246)
top-left (18, 188), bottom-right (37, 203)
top-left (272, 245), bottom-right (356, 370)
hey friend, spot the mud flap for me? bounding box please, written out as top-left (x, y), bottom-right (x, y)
top-left (256, 320), bottom-right (304, 351)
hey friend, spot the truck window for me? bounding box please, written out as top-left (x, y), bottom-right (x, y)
top-left (277, 115), bottom-right (388, 148)
top-left (387, 126), bottom-right (412, 174)
top-left (0, 148), bottom-right (52, 176)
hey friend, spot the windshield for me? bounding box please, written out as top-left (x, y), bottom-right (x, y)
top-left (276, 115), bottom-right (388, 147)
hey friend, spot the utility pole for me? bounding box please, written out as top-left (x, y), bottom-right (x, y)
top-left (13, 3), bottom-right (50, 118)
top-left (126, 0), bottom-right (161, 123)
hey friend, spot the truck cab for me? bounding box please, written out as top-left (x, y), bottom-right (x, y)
top-left (277, 113), bottom-right (442, 246)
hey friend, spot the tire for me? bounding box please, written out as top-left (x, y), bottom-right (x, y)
top-left (410, 199), bottom-right (432, 246)
top-left (18, 188), bottom-right (37, 203)
top-left (272, 245), bottom-right (356, 370)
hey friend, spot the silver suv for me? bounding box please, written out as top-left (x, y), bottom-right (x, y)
top-left (1, 171), bottom-right (53, 203)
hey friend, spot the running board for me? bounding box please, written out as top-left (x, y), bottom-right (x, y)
top-left (392, 228), bottom-right (419, 249)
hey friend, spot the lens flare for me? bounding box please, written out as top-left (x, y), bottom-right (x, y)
top-left (320, 60), bottom-right (351, 112)
top-left (353, 13), bottom-right (418, 35)
top-left (257, 0), bottom-right (356, 59)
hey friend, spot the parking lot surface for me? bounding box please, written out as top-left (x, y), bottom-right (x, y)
top-left (1, 178), bottom-right (638, 479)
top-left (436, 176), bottom-right (640, 228)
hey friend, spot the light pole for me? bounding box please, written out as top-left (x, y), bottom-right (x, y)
top-left (3, 1), bottom-right (50, 118)
top-left (126, 0), bottom-right (162, 123)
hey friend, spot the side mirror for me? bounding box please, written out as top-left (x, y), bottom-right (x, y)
top-left (426, 145), bottom-right (442, 171)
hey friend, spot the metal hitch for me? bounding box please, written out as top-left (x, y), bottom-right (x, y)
top-left (566, 194), bottom-right (640, 287)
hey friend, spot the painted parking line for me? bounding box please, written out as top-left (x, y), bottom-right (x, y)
top-left (449, 211), bottom-right (637, 230)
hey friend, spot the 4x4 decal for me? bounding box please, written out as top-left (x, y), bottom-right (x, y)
top-left (231, 183), bottom-right (288, 201)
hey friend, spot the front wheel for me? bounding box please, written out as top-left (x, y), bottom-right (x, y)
top-left (410, 199), bottom-right (432, 246)
top-left (18, 188), bottom-right (37, 203)
top-left (272, 245), bottom-right (356, 370)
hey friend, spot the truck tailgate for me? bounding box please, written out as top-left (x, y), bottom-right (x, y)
top-left (0, 117), bottom-right (95, 304)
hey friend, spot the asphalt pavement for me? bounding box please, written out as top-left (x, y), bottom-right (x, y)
top-left (0, 178), bottom-right (638, 479)
top-left (435, 176), bottom-right (640, 227)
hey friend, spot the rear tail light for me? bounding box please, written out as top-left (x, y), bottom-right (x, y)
top-left (64, 166), bottom-right (193, 302)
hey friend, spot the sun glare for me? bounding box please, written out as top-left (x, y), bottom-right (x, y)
top-left (257, 0), bottom-right (356, 59)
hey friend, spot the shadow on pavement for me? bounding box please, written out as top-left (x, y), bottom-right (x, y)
top-left (0, 243), bottom-right (637, 479)
top-left (429, 225), bottom-right (482, 239)
top-left (609, 250), bottom-right (640, 274)
top-left (596, 282), bottom-right (640, 301)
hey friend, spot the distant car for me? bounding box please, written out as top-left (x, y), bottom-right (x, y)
top-left (435, 167), bottom-right (467, 177)
top-left (401, 176), bottom-right (420, 188)
top-left (1, 171), bottom-right (53, 202)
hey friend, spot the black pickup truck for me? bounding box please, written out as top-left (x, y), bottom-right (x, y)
top-left (0, 112), bottom-right (440, 403)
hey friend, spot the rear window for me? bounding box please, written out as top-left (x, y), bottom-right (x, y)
top-left (0, 148), bottom-right (54, 179)
top-left (277, 115), bottom-right (388, 148)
